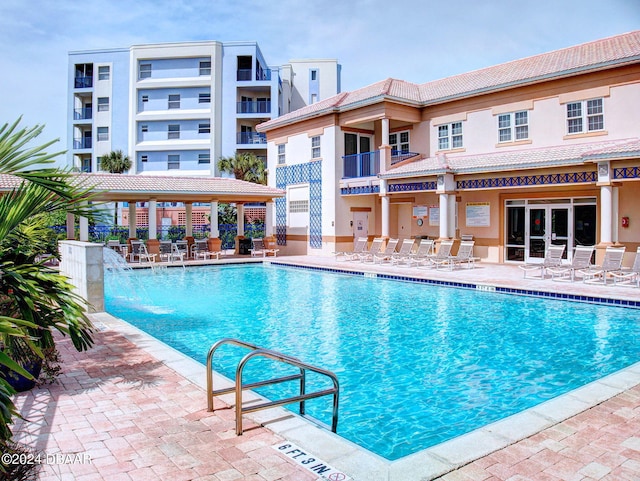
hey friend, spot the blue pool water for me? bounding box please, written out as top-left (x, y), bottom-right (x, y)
top-left (104, 264), bottom-right (640, 460)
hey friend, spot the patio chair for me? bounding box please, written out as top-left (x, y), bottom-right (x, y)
top-left (546, 245), bottom-right (595, 282)
top-left (410, 239), bottom-right (435, 267)
top-left (250, 238), bottom-right (277, 257)
top-left (334, 237), bottom-right (368, 261)
top-left (263, 237), bottom-right (280, 257)
top-left (159, 240), bottom-right (174, 262)
top-left (175, 240), bottom-right (189, 259)
top-left (373, 238), bottom-right (399, 264)
top-left (425, 240), bottom-right (455, 270)
top-left (359, 237), bottom-right (384, 263)
top-left (610, 246), bottom-right (640, 287)
top-left (449, 240), bottom-right (479, 270)
top-left (192, 238), bottom-right (221, 260)
top-left (391, 238), bottom-right (416, 266)
top-left (518, 244), bottom-right (565, 279)
top-left (129, 240), bottom-right (156, 263)
top-left (579, 246), bottom-right (626, 285)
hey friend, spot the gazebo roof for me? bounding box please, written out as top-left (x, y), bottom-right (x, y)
top-left (0, 173), bottom-right (285, 203)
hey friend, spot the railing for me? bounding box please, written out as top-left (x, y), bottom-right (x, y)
top-left (237, 68), bottom-right (272, 81)
top-left (50, 222), bottom-right (265, 249)
top-left (73, 107), bottom-right (92, 120)
top-left (237, 100), bottom-right (271, 114)
top-left (206, 338), bottom-right (339, 435)
top-left (391, 150), bottom-right (420, 165)
top-left (236, 132), bottom-right (267, 145)
top-left (73, 138), bottom-right (92, 149)
top-left (74, 76), bottom-right (93, 88)
top-left (342, 151), bottom-right (380, 178)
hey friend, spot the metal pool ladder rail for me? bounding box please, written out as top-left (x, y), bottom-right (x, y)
top-left (206, 338), bottom-right (340, 435)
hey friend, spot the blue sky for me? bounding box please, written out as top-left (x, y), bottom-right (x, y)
top-left (0, 0), bottom-right (638, 162)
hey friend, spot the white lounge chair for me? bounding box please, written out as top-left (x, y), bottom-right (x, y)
top-left (250, 238), bottom-right (278, 257)
top-left (359, 238), bottom-right (384, 263)
top-left (426, 240), bottom-right (455, 270)
top-left (373, 238), bottom-right (399, 264)
top-left (449, 240), bottom-right (479, 270)
top-left (411, 239), bottom-right (435, 267)
top-left (129, 240), bottom-right (156, 263)
top-left (518, 244), bottom-right (565, 279)
top-left (391, 239), bottom-right (416, 266)
top-left (334, 237), bottom-right (368, 261)
top-left (546, 245), bottom-right (595, 282)
top-left (175, 240), bottom-right (189, 259)
top-left (610, 246), bottom-right (640, 287)
top-left (192, 238), bottom-right (221, 260)
top-left (580, 246), bottom-right (626, 285)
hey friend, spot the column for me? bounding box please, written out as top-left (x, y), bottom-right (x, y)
top-left (79, 215), bottom-right (89, 241)
top-left (265, 201), bottom-right (274, 237)
top-left (185, 202), bottom-right (193, 238)
top-left (439, 193), bottom-right (449, 239)
top-left (148, 199), bottom-right (157, 240)
top-left (600, 185), bottom-right (613, 244)
top-left (448, 194), bottom-right (457, 239)
top-left (381, 118), bottom-right (390, 145)
top-left (210, 200), bottom-right (219, 238)
top-left (128, 202), bottom-right (137, 239)
top-left (379, 118), bottom-right (391, 174)
top-left (66, 212), bottom-right (75, 240)
top-left (237, 203), bottom-right (245, 237)
top-left (380, 179), bottom-right (390, 238)
top-left (613, 186), bottom-right (619, 244)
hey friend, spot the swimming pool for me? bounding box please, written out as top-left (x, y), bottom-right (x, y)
top-left (104, 263), bottom-right (640, 460)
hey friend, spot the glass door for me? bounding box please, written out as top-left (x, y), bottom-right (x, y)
top-left (524, 205), bottom-right (570, 263)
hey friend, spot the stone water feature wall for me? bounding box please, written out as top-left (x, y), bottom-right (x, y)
top-left (59, 240), bottom-right (104, 312)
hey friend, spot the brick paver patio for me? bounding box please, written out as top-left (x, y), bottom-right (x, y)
top-left (9, 258), bottom-right (640, 480)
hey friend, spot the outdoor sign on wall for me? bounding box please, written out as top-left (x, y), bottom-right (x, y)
top-left (413, 205), bottom-right (428, 218)
top-left (429, 206), bottom-right (439, 226)
top-left (466, 202), bottom-right (491, 227)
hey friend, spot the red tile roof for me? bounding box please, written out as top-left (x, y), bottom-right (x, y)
top-left (258, 31), bottom-right (640, 131)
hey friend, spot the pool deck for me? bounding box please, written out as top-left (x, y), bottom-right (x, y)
top-left (12, 255), bottom-right (640, 481)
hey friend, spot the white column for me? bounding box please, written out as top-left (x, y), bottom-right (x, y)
top-left (79, 215), bottom-right (89, 241)
top-left (448, 194), bottom-right (457, 239)
top-left (237, 203), bottom-right (245, 237)
top-left (265, 201), bottom-right (274, 237)
top-left (439, 193), bottom-right (449, 239)
top-left (66, 212), bottom-right (75, 240)
top-left (128, 202), bottom-right (137, 238)
top-left (600, 185), bottom-right (613, 244)
top-left (210, 200), bottom-right (219, 238)
top-left (380, 179), bottom-right (389, 238)
top-left (613, 186), bottom-right (619, 243)
top-left (148, 199), bottom-right (157, 240)
top-left (381, 118), bottom-right (390, 145)
top-left (185, 202), bottom-right (193, 237)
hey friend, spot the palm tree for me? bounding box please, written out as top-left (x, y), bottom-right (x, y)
top-left (217, 152), bottom-right (266, 185)
top-left (99, 149), bottom-right (131, 174)
top-left (0, 118), bottom-right (96, 448)
top-left (99, 150), bottom-right (131, 229)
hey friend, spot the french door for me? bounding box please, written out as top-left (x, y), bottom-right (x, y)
top-left (525, 205), bottom-right (569, 263)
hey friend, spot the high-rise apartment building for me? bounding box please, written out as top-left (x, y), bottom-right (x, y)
top-left (68, 41), bottom-right (341, 176)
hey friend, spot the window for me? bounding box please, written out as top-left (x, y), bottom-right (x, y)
top-left (567, 98), bottom-right (604, 134)
top-left (199, 61), bottom-right (211, 76)
top-left (311, 70), bottom-right (318, 81)
top-left (96, 157), bottom-right (102, 171)
top-left (97, 97), bottom-right (109, 112)
top-left (289, 200), bottom-right (309, 213)
top-left (498, 111), bottom-right (529, 142)
top-left (389, 131), bottom-right (410, 154)
top-left (199, 92), bottom-right (211, 103)
top-left (168, 94), bottom-right (180, 109)
top-left (168, 124), bottom-right (180, 139)
top-left (311, 136), bottom-right (321, 158)
top-left (198, 122), bottom-right (210, 134)
top-left (168, 154), bottom-right (180, 169)
top-left (98, 66), bottom-right (110, 80)
top-left (140, 124), bottom-right (148, 133)
top-left (198, 153), bottom-right (210, 164)
top-left (277, 144), bottom-right (286, 164)
top-left (141, 95), bottom-right (149, 103)
top-left (438, 121), bottom-right (463, 150)
top-left (139, 63), bottom-right (151, 79)
top-left (141, 155), bottom-right (148, 162)
top-left (97, 127), bottom-right (109, 141)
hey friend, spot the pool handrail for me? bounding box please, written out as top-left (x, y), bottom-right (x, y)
top-left (206, 338), bottom-right (340, 435)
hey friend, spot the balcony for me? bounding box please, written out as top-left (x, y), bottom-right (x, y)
top-left (343, 151), bottom-right (380, 178)
top-left (237, 132), bottom-right (266, 145)
top-left (237, 100), bottom-right (271, 114)
top-left (390, 150), bottom-right (420, 165)
top-left (237, 69), bottom-right (272, 81)
top-left (73, 138), bottom-right (92, 150)
top-left (73, 107), bottom-right (93, 120)
top-left (74, 76), bottom-right (93, 89)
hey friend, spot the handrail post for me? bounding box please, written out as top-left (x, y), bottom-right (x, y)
top-left (299, 367), bottom-right (306, 416)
